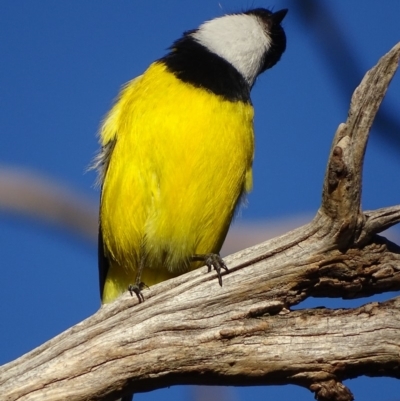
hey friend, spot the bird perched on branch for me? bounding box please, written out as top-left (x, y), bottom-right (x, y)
top-left (94, 8), bottom-right (287, 305)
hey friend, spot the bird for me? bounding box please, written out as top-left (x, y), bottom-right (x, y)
top-left (94, 7), bottom-right (287, 306)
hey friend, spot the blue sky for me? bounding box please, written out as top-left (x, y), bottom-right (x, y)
top-left (1, 1), bottom-right (400, 400)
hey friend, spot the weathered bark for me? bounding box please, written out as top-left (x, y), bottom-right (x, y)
top-left (1, 43), bottom-right (400, 401)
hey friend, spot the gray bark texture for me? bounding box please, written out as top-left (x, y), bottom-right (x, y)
top-left (1, 43), bottom-right (400, 401)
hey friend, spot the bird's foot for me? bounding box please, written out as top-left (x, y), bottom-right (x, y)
top-left (128, 282), bottom-right (149, 303)
top-left (191, 253), bottom-right (228, 286)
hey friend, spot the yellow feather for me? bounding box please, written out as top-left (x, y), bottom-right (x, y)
top-left (100, 61), bottom-right (254, 303)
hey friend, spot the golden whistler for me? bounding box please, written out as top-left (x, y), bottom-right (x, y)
top-left (94, 8), bottom-right (287, 305)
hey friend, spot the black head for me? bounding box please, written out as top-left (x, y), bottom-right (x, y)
top-left (245, 8), bottom-right (287, 73)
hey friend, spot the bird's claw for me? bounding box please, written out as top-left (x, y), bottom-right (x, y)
top-left (128, 282), bottom-right (149, 303)
top-left (192, 253), bottom-right (228, 286)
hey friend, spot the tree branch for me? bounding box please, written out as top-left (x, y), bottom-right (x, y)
top-left (1, 43), bottom-right (399, 401)
top-left (321, 42), bottom-right (400, 247)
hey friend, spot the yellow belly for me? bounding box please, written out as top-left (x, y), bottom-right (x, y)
top-left (100, 62), bottom-right (254, 303)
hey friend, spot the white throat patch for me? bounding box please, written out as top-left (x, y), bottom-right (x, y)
top-left (191, 14), bottom-right (272, 86)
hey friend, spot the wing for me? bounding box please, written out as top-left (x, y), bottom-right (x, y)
top-left (95, 138), bottom-right (117, 299)
top-left (94, 74), bottom-right (145, 301)
top-left (98, 222), bottom-right (109, 299)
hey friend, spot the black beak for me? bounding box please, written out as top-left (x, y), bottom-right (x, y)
top-left (272, 9), bottom-right (288, 24)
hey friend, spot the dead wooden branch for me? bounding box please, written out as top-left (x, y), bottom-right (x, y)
top-left (1, 43), bottom-right (399, 401)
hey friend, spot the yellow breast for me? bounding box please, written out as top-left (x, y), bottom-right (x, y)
top-left (100, 61), bottom-right (254, 302)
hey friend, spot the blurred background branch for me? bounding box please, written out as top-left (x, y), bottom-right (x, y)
top-left (0, 166), bottom-right (97, 242)
top-left (290, 0), bottom-right (400, 151)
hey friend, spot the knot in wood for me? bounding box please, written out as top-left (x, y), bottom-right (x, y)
top-left (310, 379), bottom-right (354, 401)
top-left (328, 146), bottom-right (348, 193)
